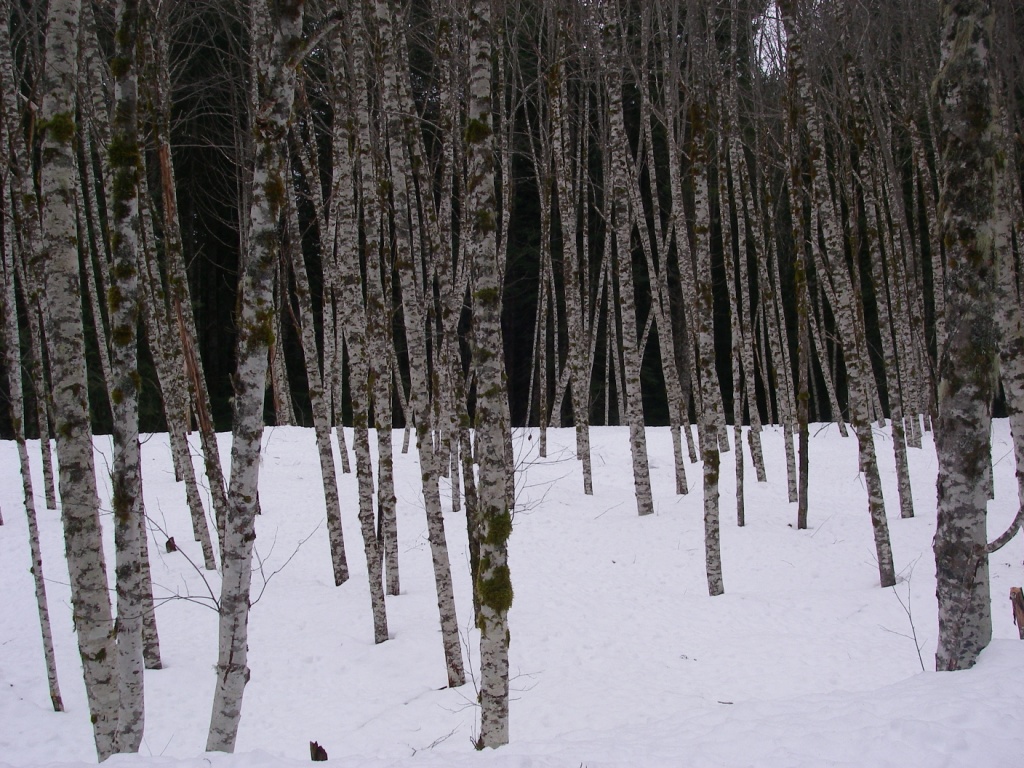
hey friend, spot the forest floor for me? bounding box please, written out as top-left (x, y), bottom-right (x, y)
top-left (2, 420), bottom-right (1024, 766)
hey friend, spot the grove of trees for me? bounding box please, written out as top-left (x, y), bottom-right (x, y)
top-left (0, 0), bottom-right (1021, 759)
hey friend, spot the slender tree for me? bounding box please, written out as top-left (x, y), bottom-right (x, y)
top-left (33, 0), bottom-right (119, 757)
top-left (598, 0), bottom-right (655, 518)
top-left (207, 0), bottom-right (305, 751)
top-left (0, 98), bottom-right (63, 712)
top-left (108, 0), bottom-right (147, 751)
top-left (372, 0), bottom-right (465, 687)
top-left (467, 0), bottom-right (511, 747)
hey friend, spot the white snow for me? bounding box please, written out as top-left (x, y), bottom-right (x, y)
top-left (2, 420), bottom-right (1024, 766)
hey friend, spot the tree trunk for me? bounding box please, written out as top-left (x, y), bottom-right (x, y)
top-left (108, 0), bottom-right (146, 751)
top-left (550, 20), bottom-right (594, 494)
top-left (787, 157), bottom-right (812, 531)
top-left (284, 180), bottom-right (350, 587)
top-left (600, 2), bottom-right (654, 517)
top-left (33, 0), bottom-right (119, 757)
top-left (932, 0), bottom-right (998, 672)
top-left (693, 118), bottom-right (724, 597)
top-left (137, 191), bottom-right (217, 570)
top-left (863, 159), bottom-right (916, 520)
top-left (145, 8), bottom-right (231, 554)
top-left (0, 0), bottom-right (58, 512)
top-left (206, 0), bottom-right (305, 751)
top-left (349, 0), bottom-right (399, 596)
top-left (0, 124), bottom-right (63, 712)
top-left (467, 0), bottom-right (511, 747)
top-left (779, 0), bottom-right (895, 586)
top-left (373, 0), bottom-right (464, 688)
top-left (270, 260), bottom-right (297, 427)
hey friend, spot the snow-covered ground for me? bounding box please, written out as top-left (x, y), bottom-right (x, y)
top-left (2, 421), bottom-right (1024, 767)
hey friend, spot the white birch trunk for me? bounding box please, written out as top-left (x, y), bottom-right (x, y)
top-left (206, 0), bottom-right (305, 751)
top-left (108, 0), bottom-right (146, 750)
top-left (989, 122), bottom-right (1024, 568)
top-left (33, 0), bottom-right (119, 757)
top-left (636, 14), bottom-right (687, 496)
top-left (719, 98), bottom-right (746, 525)
top-left (725, 0), bottom-right (769, 482)
top-left (550, 23), bottom-right (593, 494)
top-left (863, 161), bottom-right (916, 521)
top-left (137, 196), bottom-right (217, 570)
top-left (693, 113), bottom-right (724, 597)
top-left (0, 119), bottom-right (63, 712)
top-left (779, 0), bottom-right (895, 586)
top-left (349, 0), bottom-right (400, 596)
top-left (315, 50), bottom-right (388, 636)
top-left (599, 2), bottom-right (654, 517)
top-left (284, 182), bottom-right (350, 587)
top-left (932, 0), bottom-right (998, 671)
top-left (466, 0), bottom-right (511, 747)
top-left (0, 1), bottom-right (58, 511)
top-left (270, 263), bottom-right (297, 427)
top-left (373, 0), bottom-right (464, 687)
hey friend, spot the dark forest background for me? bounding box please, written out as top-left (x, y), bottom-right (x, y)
top-left (2, 0), bottom-right (1022, 439)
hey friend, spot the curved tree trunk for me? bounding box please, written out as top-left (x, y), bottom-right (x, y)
top-left (145, 7), bottom-right (231, 555)
top-left (285, 181), bottom-right (350, 587)
top-left (373, 0), bottom-right (464, 688)
top-left (206, 0), bottom-right (305, 752)
top-left (779, 0), bottom-right (894, 586)
top-left (0, 106), bottom-right (63, 712)
top-left (0, 0), bottom-right (57, 511)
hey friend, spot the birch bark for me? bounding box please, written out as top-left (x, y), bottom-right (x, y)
top-left (684, 7), bottom-right (725, 595)
top-left (779, 0), bottom-right (895, 586)
top-left (33, 0), bottom-right (119, 757)
top-left (634, 7), bottom-right (687, 495)
top-left (932, 0), bottom-right (998, 671)
top-left (863, 160), bottom-right (916, 520)
top-left (108, 0), bottom-right (146, 750)
top-left (76, 10), bottom-right (167, 674)
top-left (550, 19), bottom-right (593, 494)
top-left (270, 263), bottom-right (297, 427)
top-left (856, 72), bottom-right (917, 519)
top-left (692, 108), bottom-right (724, 596)
top-left (349, 0), bottom-right (399, 596)
top-left (321, 38), bottom-right (388, 638)
top-left (726, 0), bottom-right (768, 482)
top-left (0, 122), bottom-right (63, 712)
top-left (599, 2), bottom-right (654, 517)
top-left (990, 122), bottom-right (1024, 574)
top-left (657, 4), bottom-right (699, 467)
top-left (721, 152), bottom-right (746, 526)
top-left (784, 126), bottom-right (811, 531)
top-left (373, 0), bottom-right (464, 687)
top-left (206, 0), bottom-right (305, 751)
top-left (137, 187), bottom-right (217, 570)
top-left (284, 180), bottom-right (349, 587)
top-left (0, 1), bottom-right (58, 511)
top-left (467, 0), bottom-right (511, 747)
